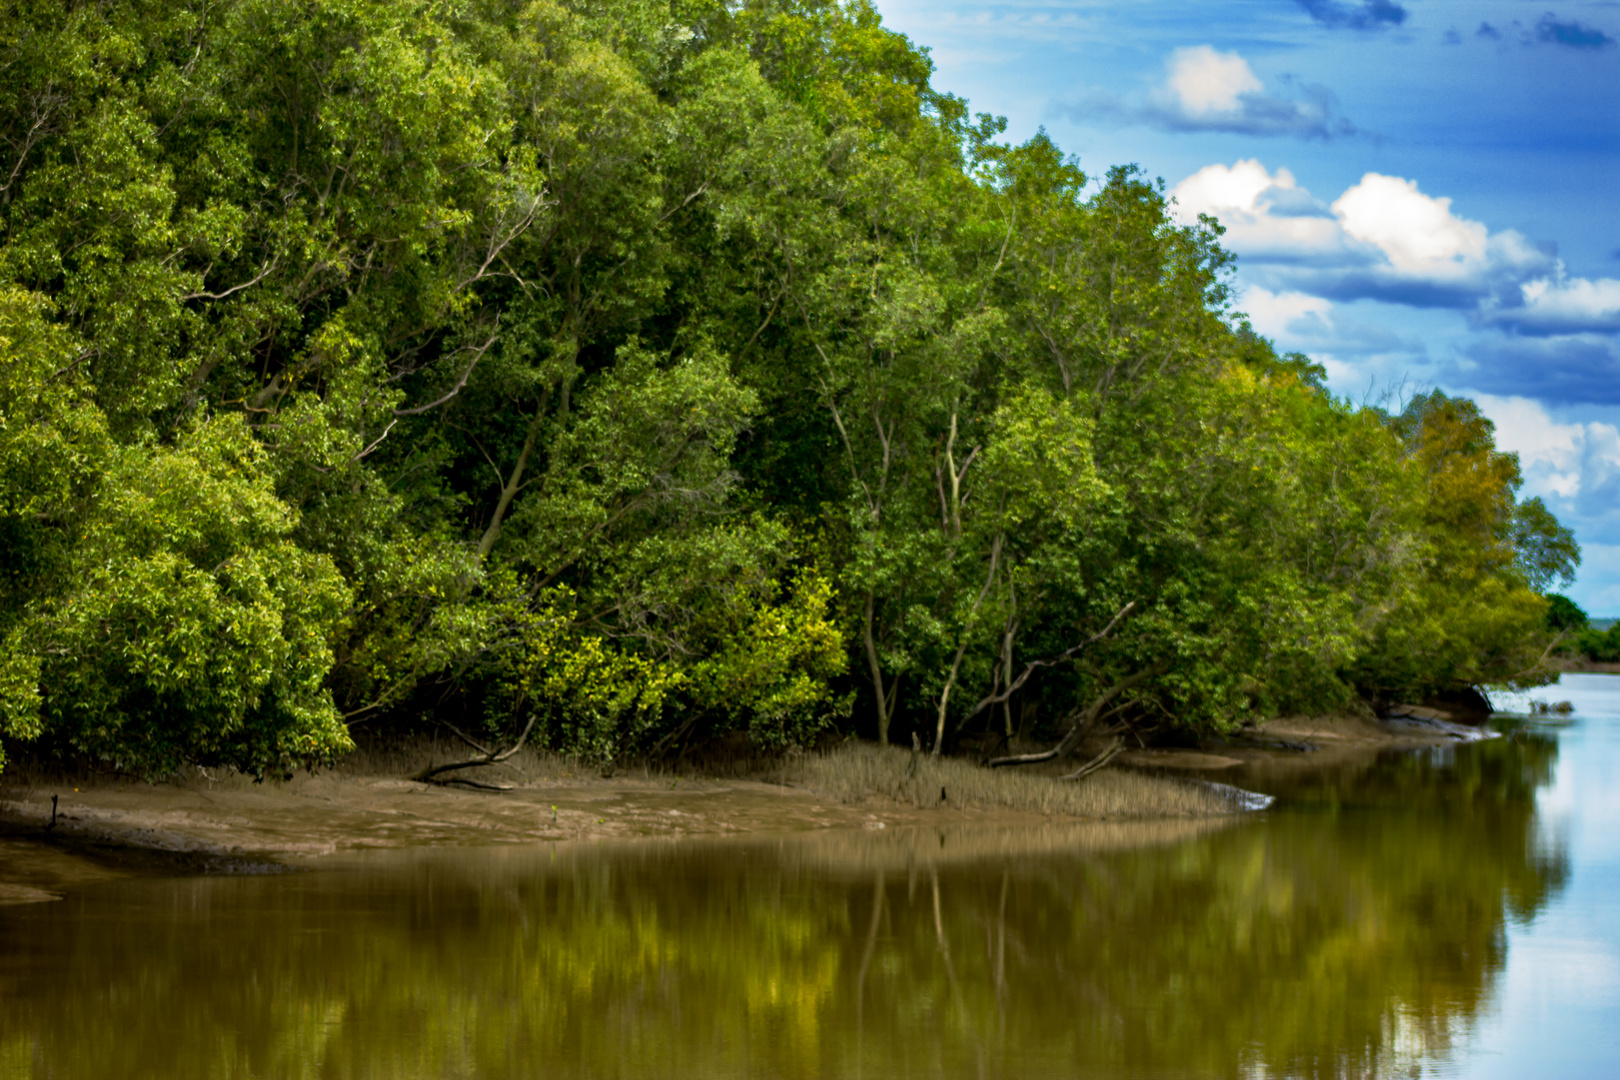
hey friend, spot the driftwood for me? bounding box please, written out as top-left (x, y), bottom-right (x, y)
top-left (411, 713), bottom-right (539, 788)
top-left (987, 667), bottom-right (1157, 769)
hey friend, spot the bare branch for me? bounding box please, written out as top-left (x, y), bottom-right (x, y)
top-left (987, 665), bottom-right (1159, 768)
top-left (391, 329), bottom-right (499, 416)
top-left (657, 177), bottom-right (712, 224)
top-left (963, 601), bottom-right (1136, 724)
top-left (931, 531), bottom-right (1004, 755)
top-left (454, 193), bottom-right (547, 293)
top-left (411, 711), bottom-right (540, 784)
top-left (1056, 737), bottom-right (1124, 781)
top-left (182, 256), bottom-right (278, 302)
top-left (351, 417), bottom-right (399, 462)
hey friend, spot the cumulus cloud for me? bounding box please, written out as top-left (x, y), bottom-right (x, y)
top-left (1172, 161), bottom-right (1556, 307)
top-left (1161, 46), bottom-right (1260, 113)
top-left (1179, 161), bottom-right (1620, 413)
top-left (1474, 394), bottom-right (1620, 544)
top-left (1332, 175), bottom-right (1484, 277)
top-left (1295, 0), bottom-right (1407, 30)
top-left (1481, 276), bottom-right (1620, 335)
top-left (1177, 161), bottom-right (1620, 426)
top-left (1068, 47), bottom-right (1359, 140)
top-left (1172, 160), bottom-right (1349, 260)
top-left (1477, 395), bottom-right (1595, 498)
top-left (1239, 286), bottom-right (1333, 339)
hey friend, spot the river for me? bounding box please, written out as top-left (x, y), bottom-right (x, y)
top-left (1, 673), bottom-right (1616, 1078)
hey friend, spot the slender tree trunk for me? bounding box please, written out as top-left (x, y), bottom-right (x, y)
top-left (477, 399), bottom-right (544, 560)
top-left (863, 589), bottom-right (892, 745)
top-left (932, 532), bottom-right (1002, 755)
top-left (999, 617), bottom-right (1017, 738)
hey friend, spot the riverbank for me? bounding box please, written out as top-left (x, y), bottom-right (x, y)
top-left (1555, 656), bottom-right (1620, 674)
top-left (0, 742), bottom-right (1232, 869)
top-left (1114, 710), bottom-right (1491, 775)
top-left (0, 711), bottom-right (1485, 898)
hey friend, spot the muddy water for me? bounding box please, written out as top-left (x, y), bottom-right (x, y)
top-left (0, 676), bottom-right (1616, 1079)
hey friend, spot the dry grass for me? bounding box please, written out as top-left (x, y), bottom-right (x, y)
top-left (796, 741), bottom-right (1252, 818)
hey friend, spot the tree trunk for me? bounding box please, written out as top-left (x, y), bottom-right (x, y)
top-left (932, 532), bottom-right (1002, 755)
top-left (477, 397), bottom-right (545, 560)
top-left (863, 589), bottom-right (892, 745)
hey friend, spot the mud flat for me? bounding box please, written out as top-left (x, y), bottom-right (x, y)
top-left (0, 711), bottom-right (1468, 896)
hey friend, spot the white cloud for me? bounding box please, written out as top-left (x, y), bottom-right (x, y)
top-left (1160, 46), bottom-right (1262, 114)
top-left (1486, 275), bottom-right (1620, 334)
top-left (1524, 277), bottom-right (1620, 318)
top-left (1171, 161), bottom-right (1557, 308)
top-left (1067, 48), bottom-right (1358, 139)
top-left (1467, 395), bottom-right (1620, 609)
top-left (1239, 286), bottom-right (1333, 339)
top-left (1332, 174), bottom-right (1486, 277)
top-left (1171, 160), bottom-right (1348, 259)
top-left (1475, 394), bottom-right (1590, 499)
top-left (1474, 394), bottom-right (1620, 539)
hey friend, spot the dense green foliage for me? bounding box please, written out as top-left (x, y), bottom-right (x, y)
top-left (1541, 595), bottom-right (1620, 662)
top-left (0, 0), bottom-right (1577, 774)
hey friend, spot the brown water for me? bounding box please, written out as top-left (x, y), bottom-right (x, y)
top-left (1, 680), bottom-right (1612, 1079)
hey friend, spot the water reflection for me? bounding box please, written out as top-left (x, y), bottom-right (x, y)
top-left (0, 733), bottom-right (1566, 1079)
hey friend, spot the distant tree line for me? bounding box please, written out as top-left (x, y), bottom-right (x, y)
top-left (1543, 596), bottom-right (1619, 662)
top-left (0, 0), bottom-right (1579, 776)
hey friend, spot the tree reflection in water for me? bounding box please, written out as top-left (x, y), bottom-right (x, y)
top-left (0, 732), bottom-right (1564, 1079)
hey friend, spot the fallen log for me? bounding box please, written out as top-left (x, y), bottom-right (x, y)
top-left (412, 712), bottom-right (538, 787)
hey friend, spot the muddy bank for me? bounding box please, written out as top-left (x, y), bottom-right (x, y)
top-left (1555, 657), bottom-right (1620, 675)
top-left (0, 710), bottom-right (1473, 898)
top-left (0, 744), bottom-right (1249, 896)
top-left (1113, 710), bottom-right (1496, 776)
top-left (0, 770), bottom-right (924, 867)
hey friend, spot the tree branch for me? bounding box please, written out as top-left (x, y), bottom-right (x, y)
top-left (963, 601), bottom-right (1136, 725)
top-left (1056, 736), bottom-right (1124, 781)
top-left (987, 665), bottom-right (1159, 768)
top-left (411, 712), bottom-right (540, 784)
top-left (392, 329), bottom-right (499, 416)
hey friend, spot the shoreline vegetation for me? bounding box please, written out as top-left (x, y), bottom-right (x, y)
top-left (0, 0), bottom-right (1586, 801)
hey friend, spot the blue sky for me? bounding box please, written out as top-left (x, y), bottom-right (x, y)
top-left (873, 0), bottom-right (1620, 611)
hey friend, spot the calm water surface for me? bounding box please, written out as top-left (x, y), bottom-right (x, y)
top-left (2, 674), bottom-right (1617, 1079)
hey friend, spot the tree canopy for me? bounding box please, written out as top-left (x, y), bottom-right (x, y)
top-left (0, 0), bottom-right (1578, 775)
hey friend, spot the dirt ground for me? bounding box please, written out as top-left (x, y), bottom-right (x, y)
top-left (0, 709), bottom-right (1484, 901)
